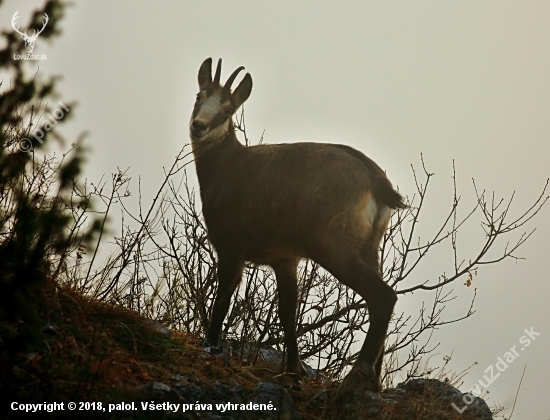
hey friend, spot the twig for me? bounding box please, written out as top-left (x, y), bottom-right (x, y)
top-left (507, 364), bottom-right (526, 419)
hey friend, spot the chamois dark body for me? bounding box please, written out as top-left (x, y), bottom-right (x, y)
top-left (189, 58), bottom-right (404, 395)
top-left (196, 134), bottom-right (401, 264)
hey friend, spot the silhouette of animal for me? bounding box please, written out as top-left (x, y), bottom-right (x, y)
top-left (188, 58), bottom-right (405, 394)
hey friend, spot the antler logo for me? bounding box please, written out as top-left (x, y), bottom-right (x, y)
top-left (12, 11), bottom-right (49, 53)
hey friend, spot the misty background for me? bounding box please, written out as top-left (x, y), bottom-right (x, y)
top-left (2, 1), bottom-right (548, 417)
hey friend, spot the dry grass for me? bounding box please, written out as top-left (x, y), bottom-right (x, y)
top-left (2, 281), bottom-right (496, 420)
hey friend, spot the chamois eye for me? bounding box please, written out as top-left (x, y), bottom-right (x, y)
top-left (225, 107), bottom-right (234, 115)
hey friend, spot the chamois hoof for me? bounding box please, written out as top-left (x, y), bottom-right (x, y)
top-left (286, 361), bottom-right (308, 379)
top-left (200, 343), bottom-right (231, 366)
top-left (273, 362), bottom-right (309, 389)
top-left (336, 367), bottom-right (381, 400)
top-left (198, 338), bottom-right (214, 348)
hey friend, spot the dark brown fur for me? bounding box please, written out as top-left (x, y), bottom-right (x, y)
top-left (189, 58), bottom-right (404, 395)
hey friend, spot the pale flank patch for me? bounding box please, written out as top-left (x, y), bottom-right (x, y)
top-left (376, 204), bottom-right (392, 232)
top-left (365, 196), bottom-right (378, 223)
top-left (355, 193), bottom-right (392, 235)
top-left (355, 192), bottom-right (376, 232)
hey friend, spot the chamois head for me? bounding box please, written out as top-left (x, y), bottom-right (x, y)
top-left (189, 58), bottom-right (253, 144)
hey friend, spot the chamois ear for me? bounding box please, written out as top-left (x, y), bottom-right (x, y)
top-left (198, 58), bottom-right (213, 90)
top-left (232, 73), bottom-right (253, 109)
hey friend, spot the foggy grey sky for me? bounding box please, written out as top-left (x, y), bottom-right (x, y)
top-left (2, 1), bottom-right (549, 417)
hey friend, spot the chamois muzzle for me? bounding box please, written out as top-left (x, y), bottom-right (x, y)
top-left (190, 120), bottom-right (207, 137)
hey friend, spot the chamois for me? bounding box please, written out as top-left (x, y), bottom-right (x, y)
top-left (189, 58), bottom-right (405, 394)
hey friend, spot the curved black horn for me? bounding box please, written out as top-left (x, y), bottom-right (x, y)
top-left (213, 59), bottom-right (222, 86)
top-left (223, 66), bottom-right (245, 93)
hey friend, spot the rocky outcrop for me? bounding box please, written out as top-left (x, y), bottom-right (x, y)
top-left (130, 376), bottom-right (493, 419)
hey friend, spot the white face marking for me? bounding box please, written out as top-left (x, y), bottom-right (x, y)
top-left (190, 92), bottom-right (229, 143)
top-left (198, 95), bottom-right (221, 119)
top-left (207, 121), bottom-right (230, 142)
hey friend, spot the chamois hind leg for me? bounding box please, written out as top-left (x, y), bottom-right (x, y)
top-left (272, 258), bottom-right (307, 377)
top-left (373, 346), bottom-right (385, 383)
top-left (206, 254), bottom-right (244, 346)
top-left (320, 251), bottom-right (396, 395)
top-left (362, 247), bottom-right (389, 384)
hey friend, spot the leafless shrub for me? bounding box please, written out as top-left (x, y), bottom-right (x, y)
top-left (58, 109), bottom-right (549, 384)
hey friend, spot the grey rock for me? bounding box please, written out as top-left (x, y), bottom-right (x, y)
top-left (143, 319), bottom-right (171, 336)
top-left (250, 382), bottom-right (301, 419)
top-left (135, 376), bottom-right (492, 420)
top-left (393, 378), bottom-right (493, 420)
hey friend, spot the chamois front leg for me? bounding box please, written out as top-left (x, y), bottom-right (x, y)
top-left (206, 254), bottom-right (244, 346)
top-left (272, 258), bottom-right (307, 378)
